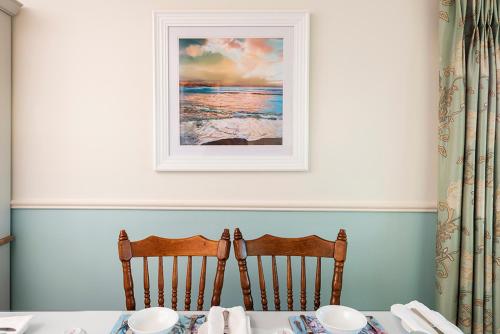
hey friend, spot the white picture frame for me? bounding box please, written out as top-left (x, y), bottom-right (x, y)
top-left (154, 11), bottom-right (309, 171)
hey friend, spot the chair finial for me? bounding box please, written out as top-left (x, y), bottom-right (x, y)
top-left (234, 228), bottom-right (242, 240)
top-left (337, 229), bottom-right (347, 241)
top-left (221, 228), bottom-right (230, 240)
top-left (119, 230), bottom-right (129, 241)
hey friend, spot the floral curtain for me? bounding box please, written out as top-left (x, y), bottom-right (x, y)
top-left (437, 0), bottom-right (500, 333)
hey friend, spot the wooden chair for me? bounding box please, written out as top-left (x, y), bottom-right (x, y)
top-left (233, 228), bottom-right (347, 311)
top-left (118, 229), bottom-right (231, 311)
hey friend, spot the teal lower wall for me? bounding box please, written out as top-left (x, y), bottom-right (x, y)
top-left (10, 209), bottom-right (436, 311)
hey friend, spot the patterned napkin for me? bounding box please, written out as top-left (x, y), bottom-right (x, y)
top-left (288, 315), bottom-right (387, 334)
top-left (109, 314), bottom-right (206, 334)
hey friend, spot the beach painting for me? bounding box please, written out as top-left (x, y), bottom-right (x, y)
top-left (179, 38), bottom-right (284, 146)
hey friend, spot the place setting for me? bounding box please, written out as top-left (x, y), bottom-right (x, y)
top-left (108, 305), bottom-right (378, 334)
top-left (102, 300), bottom-right (461, 334)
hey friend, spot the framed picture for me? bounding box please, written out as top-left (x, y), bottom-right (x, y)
top-left (154, 11), bottom-right (309, 171)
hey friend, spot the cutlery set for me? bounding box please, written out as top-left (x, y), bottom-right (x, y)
top-left (365, 316), bottom-right (383, 334)
top-left (299, 315), bottom-right (313, 334)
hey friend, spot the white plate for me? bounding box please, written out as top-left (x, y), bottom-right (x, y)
top-left (316, 305), bottom-right (367, 334)
top-left (127, 307), bottom-right (179, 334)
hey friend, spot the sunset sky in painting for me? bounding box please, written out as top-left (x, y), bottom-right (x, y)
top-left (179, 38), bottom-right (283, 87)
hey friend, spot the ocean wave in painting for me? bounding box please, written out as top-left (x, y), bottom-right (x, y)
top-left (180, 86), bottom-right (282, 121)
top-left (179, 86), bottom-right (283, 145)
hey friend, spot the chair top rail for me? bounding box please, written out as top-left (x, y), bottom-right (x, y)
top-left (130, 234), bottom-right (220, 257)
top-left (244, 234), bottom-right (336, 258)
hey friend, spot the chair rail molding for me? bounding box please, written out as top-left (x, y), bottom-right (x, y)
top-left (0, 0), bottom-right (22, 16)
top-left (10, 199), bottom-right (437, 212)
top-left (0, 235), bottom-right (14, 246)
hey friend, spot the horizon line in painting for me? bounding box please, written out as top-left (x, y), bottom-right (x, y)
top-left (179, 38), bottom-right (284, 146)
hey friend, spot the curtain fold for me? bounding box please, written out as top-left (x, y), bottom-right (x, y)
top-left (437, 0), bottom-right (500, 333)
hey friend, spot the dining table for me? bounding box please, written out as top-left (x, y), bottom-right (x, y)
top-left (0, 310), bottom-right (407, 334)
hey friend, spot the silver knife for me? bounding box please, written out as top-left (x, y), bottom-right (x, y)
top-left (0, 329), bottom-right (16, 332)
top-left (223, 310), bottom-right (230, 334)
top-left (300, 315), bottom-right (313, 334)
top-left (410, 308), bottom-right (444, 334)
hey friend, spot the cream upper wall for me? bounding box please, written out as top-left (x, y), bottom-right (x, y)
top-left (11, 0), bottom-right (438, 210)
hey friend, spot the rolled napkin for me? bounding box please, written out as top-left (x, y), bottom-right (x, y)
top-left (0, 315), bottom-right (33, 334)
top-left (208, 306), bottom-right (248, 334)
top-left (391, 301), bottom-right (462, 334)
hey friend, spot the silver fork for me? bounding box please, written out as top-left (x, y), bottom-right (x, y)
top-left (114, 320), bottom-right (128, 334)
top-left (187, 315), bottom-right (203, 334)
top-left (294, 320), bottom-right (304, 333)
top-left (300, 315), bottom-right (313, 334)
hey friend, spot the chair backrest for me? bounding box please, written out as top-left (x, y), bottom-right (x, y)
top-left (233, 228), bottom-right (347, 311)
top-left (118, 229), bottom-right (231, 311)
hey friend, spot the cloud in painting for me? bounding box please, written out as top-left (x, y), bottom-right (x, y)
top-left (179, 38), bottom-right (283, 87)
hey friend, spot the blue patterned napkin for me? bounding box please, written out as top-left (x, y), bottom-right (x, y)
top-left (288, 315), bottom-right (387, 334)
top-left (110, 314), bottom-right (206, 334)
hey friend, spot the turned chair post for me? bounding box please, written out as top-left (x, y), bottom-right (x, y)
top-left (118, 230), bottom-right (136, 311)
top-left (331, 229), bottom-right (347, 305)
top-left (233, 228), bottom-right (254, 310)
top-left (211, 229), bottom-right (231, 307)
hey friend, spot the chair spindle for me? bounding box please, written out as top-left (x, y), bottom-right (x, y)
top-left (158, 256), bottom-right (164, 307)
top-left (197, 256), bottom-right (207, 310)
top-left (257, 256), bottom-right (268, 310)
top-left (300, 256), bottom-right (306, 311)
top-left (143, 257), bottom-right (151, 308)
top-left (272, 255), bottom-right (281, 310)
top-left (172, 256), bottom-right (178, 310)
top-left (185, 256), bottom-right (192, 310)
top-left (287, 256), bottom-right (293, 310)
top-left (314, 257), bottom-right (321, 310)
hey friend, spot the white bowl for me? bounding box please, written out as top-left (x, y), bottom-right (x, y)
top-left (316, 305), bottom-right (367, 334)
top-left (127, 307), bottom-right (179, 334)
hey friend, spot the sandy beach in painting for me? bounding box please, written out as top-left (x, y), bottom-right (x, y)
top-left (179, 38), bottom-right (283, 145)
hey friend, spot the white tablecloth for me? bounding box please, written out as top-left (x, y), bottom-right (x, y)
top-left (0, 311), bottom-right (407, 334)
